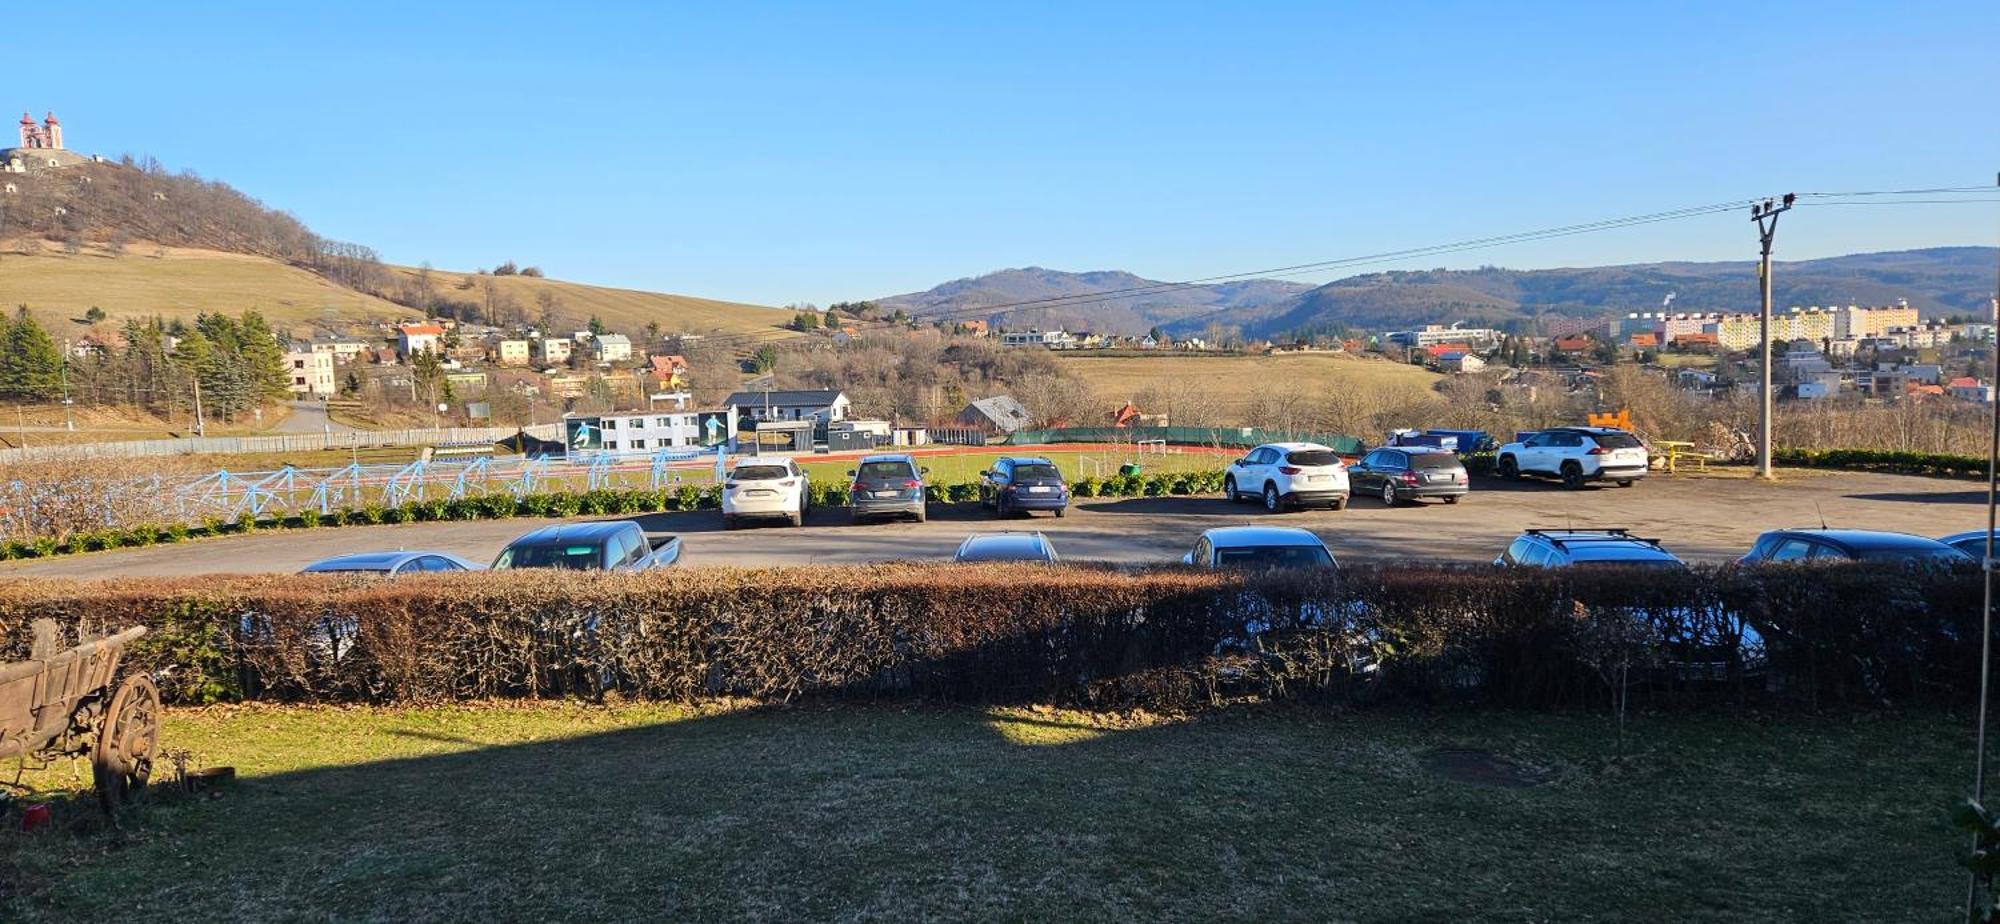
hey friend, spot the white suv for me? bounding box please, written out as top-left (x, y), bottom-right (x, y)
top-left (1224, 442), bottom-right (1350, 512)
top-left (722, 457), bottom-right (810, 527)
top-left (1495, 427), bottom-right (1648, 489)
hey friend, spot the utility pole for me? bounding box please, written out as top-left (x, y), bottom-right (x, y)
top-left (1751, 193), bottom-right (1795, 480)
top-left (1968, 171), bottom-right (2000, 919)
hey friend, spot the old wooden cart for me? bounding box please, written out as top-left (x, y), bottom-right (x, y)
top-left (1, 620), bottom-right (159, 811)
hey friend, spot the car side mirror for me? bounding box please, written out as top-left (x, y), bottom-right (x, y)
top-left (1181, 551), bottom-right (1196, 565)
top-left (920, 467), bottom-right (930, 475)
top-left (845, 469), bottom-right (856, 477)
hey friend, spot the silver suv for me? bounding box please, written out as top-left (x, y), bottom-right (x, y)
top-left (1495, 427), bottom-right (1648, 489)
top-left (1495, 529), bottom-right (1683, 568)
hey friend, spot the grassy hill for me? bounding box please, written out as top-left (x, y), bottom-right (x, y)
top-left (381, 265), bottom-right (796, 343)
top-left (1054, 350), bottom-right (1441, 420)
top-left (0, 240), bottom-right (796, 346)
top-left (0, 241), bottom-right (417, 330)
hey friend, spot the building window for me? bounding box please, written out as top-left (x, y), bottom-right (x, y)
top-left (603, 419), bottom-right (617, 429)
top-left (656, 418), bottom-right (671, 428)
top-left (604, 441), bottom-right (619, 450)
top-left (630, 439), bottom-right (646, 450)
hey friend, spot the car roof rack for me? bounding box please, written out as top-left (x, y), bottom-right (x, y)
top-left (1524, 528), bottom-right (1661, 548)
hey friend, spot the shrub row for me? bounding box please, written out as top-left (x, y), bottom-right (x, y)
top-left (1773, 447), bottom-right (1987, 479)
top-left (0, 471), bottom-right (1227, 563)
top-left (0, 561), bottom-right (1974, 712)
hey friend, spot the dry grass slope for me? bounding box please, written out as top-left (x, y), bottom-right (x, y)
top-left (0, 241), bottom-right (799, 347)
top-left (385, 265), bottom-right (798, 342)
top-left (0, 242), bottom-right (415, 329)
top-left (1055, 351), bottom-right (1442, 414)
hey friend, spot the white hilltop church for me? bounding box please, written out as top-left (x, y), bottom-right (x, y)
top-left (4, 111), bottom-right (91, 173)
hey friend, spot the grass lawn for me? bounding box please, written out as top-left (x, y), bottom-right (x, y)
top-left (2, 704), bottom-right (1966, 921)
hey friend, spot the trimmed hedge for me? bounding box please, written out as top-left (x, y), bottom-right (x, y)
top-left (0, 471), bottom-right (1227, 563)
top-left (0, 561), bottom-right (1974, 712)
top-left (1774, 448), bottom-right (1987, 480)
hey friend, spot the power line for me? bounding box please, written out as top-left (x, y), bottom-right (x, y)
top-left (615, 186), bottom-right (2000, 355)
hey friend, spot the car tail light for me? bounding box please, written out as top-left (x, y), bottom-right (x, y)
top-left (903, 479), bottom-right (921, 489)
top-left (1400, 471), bottom-right (1420, 485)
top-left (777, 478), bottom-right (795, 487)
top-left (724, 481), bottom-right (739, 489)
top-left (1587, 446), bottom-right (1608, 455)
top-left (851, 483), bottom-right (865, 494)
top-left (1278, 466), bottom-right (1301, 475)
top-left (1002, 485), bottom-right (1017, 494)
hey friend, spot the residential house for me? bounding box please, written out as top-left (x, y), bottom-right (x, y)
top-left (536, 337), bottom-right (573, 364)
top-left (494, 339), bottom-right (531, 366)
top-left (1000, 329), bottom-right (1074, 349)
top-left (723, 389), bottom-right (851, 425)
top-left (647, 354), bottom-right (689, 391)
top-left (310, 337), bottom-right (371, 363)
top-left (1950, 377), bottom-right (1995, 403)
top-left (1437, 351), bottom-right (1486, 373)
top-left (283, 349), bottom-right (337, 396)
top-left (1551, 335), bottom-right (1594, 354)
top-left (396, 322), bottom-right (445, 359)
top-left (957, 395), bottom-right (1032, 433)
top-left (593, 334), bottom-right (633, 364)
top-left (563, 404), bottom-right (713, 458)
top-left (958, 319), bottom-right (990, 337)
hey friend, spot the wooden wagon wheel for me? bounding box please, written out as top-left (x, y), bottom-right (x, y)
top-left (92, 673), bottom-right (160, 814)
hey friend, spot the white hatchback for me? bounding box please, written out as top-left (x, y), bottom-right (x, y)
top-left (1224, 442), bottom-right (1351, 512)
top-left (722, 458), bottom-right (809, 528)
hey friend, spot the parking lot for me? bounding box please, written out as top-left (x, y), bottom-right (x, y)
top-left (0, 468), bottom-right (1983, 578)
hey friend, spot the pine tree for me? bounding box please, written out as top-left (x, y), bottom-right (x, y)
top-left (0, 307), bottom-right (63, 399)
top-left (235, 311), bottom-right (291, 402)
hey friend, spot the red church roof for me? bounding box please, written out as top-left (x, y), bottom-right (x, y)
top-left (19, 112), bottom-right (33, 126)
top-left (42, 112), bottom-right (57, 125)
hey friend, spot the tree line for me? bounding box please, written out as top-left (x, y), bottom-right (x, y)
top-left (52, 311), bottom-right (295, 422)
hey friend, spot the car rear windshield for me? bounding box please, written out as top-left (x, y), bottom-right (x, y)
top-left (858, 461), bottom-right (915, 480)
top-left (494, 544), bottom-right (602, 570)
top-left (1590, 432), bottom-right (1644, 449)
top-left (1408, 452), bottom-right (1460, 468)
top-left (1214, 545), bottom-right (1335, 569)
top-left (1012, 463), bottom-right (1062, 481)
top-left (733, 465), bottom-right (790, 481)
top-left (958, 542), bottom-right (1051, 562)
top-left (1285, 449), bottom-right (1340, 467)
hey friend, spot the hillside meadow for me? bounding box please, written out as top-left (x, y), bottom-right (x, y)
top-left (0, 240), bottom-right (796, 346)
top-left (1055, 350), bottom-right (1442, 418)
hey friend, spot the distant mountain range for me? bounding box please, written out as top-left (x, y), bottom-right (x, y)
top-left (879, 247), bottom-right (1998, 338)
top-left (877, 268), bottom-right (1313, 335)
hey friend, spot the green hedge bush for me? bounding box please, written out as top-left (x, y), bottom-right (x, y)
top-left (0, 561), bottom-right (1973, 712)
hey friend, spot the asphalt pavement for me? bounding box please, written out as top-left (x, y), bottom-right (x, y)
top-left (1, 469), bottom-right (1984, 578)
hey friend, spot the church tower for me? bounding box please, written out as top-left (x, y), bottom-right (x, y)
top-left (17, 112), bottom-right (39, 149)
top-left (42, 113), bottom-right (60, 149)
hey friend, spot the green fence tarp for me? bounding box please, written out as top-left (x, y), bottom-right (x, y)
top-left (1004, 427), bottom-right (1364, 455)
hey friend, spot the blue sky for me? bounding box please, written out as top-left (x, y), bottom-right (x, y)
top-left (12, 1), bottom-right (1998, 305)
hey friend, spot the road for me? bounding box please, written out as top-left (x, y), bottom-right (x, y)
top-left (272, 400), bottom-right (360, 435)
top-left (1, 469), bottom-right (1983, 578)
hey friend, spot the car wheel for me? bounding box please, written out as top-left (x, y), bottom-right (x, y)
top-left (1054, 507), bottom-right (1066, 518)
top-left (1225, 476), bottom-right (1241, 503)
top-left (723, 514), bottom-right (737, 530)
top-left (1618, 480), bottom-right (1634, 488)
top-left (1263, 484), bottom-right (1282, 512)
top-left (1380, 481), bottom-right (1398, 507)
top-left (788, 511), bottom-right (803, 527)
top-left (914, 507), bottom-right (927, 523)
top-left (1330, 498), bottom-right (1346, 511)
top-left (1443, 495), bottom-right (1461, 505)
top-left (1498, 456), bottom-right (1521, 481)
top-left (1561, 463), bottom-right (1586, 490)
